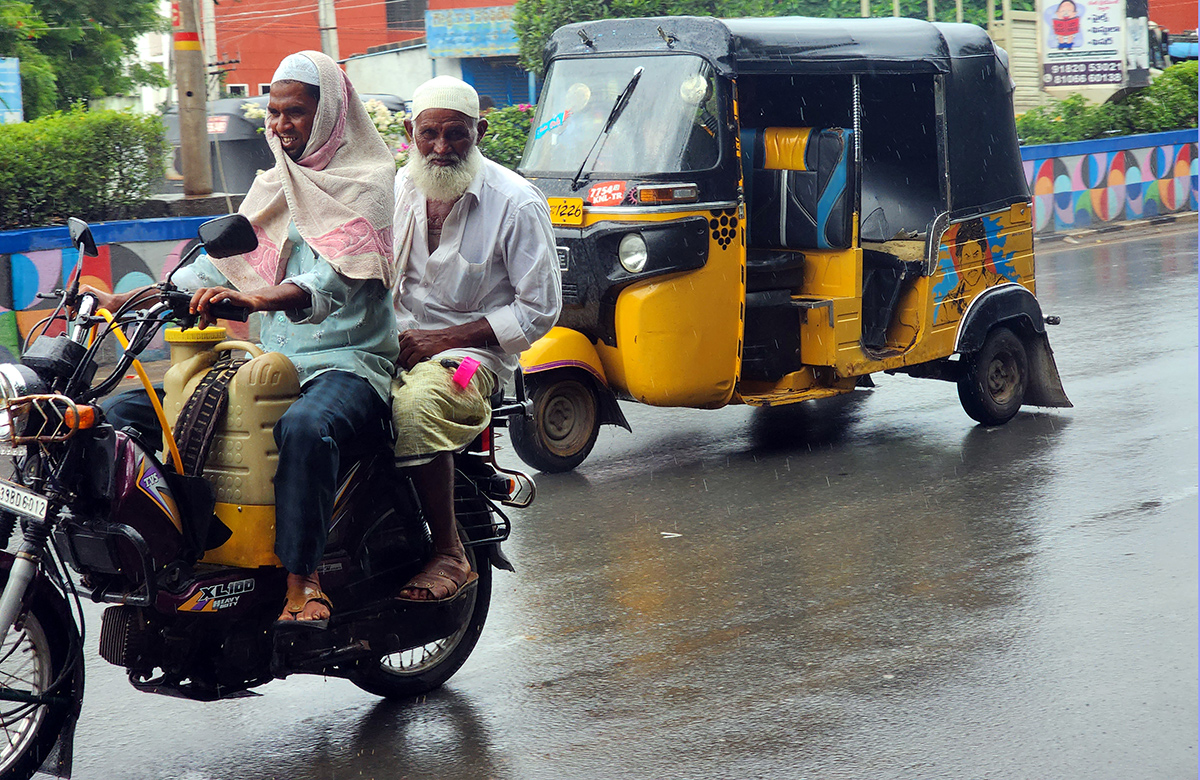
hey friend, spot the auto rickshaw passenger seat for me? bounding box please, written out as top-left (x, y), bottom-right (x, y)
top-left (740, 127), bottom-right (855, 251)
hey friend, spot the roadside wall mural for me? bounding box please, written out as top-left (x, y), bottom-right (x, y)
top-left (1023, 129), bottom-right (1197, 234)
top-left (0, 229), bottom-right (240, 360)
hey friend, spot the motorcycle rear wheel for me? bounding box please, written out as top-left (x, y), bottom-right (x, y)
top-left (0, 587), bottom-right (78, 780)
top-left (350, 540), bottom-right (492, 699)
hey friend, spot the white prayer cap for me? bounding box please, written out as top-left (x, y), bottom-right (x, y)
top-left (411, 76), bottom-right (479, 121)
top-left (271, 53), bottom-right (320, 86)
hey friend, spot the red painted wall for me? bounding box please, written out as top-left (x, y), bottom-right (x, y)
top-left (1149, 0), bottom-right (1197, 33)
top-left (427, 0), bottom-right (514, 8)
top-left (213, 0), bottom-right (423, 95)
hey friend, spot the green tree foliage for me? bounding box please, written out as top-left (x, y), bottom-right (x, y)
top-left (480, 103), bottom-right (535, 170)
top-left (1016, 61), bottom-right (1198, 144)
top-left (0, 0), bottom-right (55, 118)
top-left (514, 0), bottom-right (1034, 74)
top-left (0, 107), bottom-right (166, 228)
top-left (0, 0), bottom-right (165, 119)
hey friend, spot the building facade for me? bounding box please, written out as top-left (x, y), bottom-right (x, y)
top-left (424, 0), bottom-right (537, 105)
top-left (211, 0), bottom-right (425, 96)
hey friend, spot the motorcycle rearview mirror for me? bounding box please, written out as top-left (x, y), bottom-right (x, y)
top-left (164, 214), bottom-right (258, 288)
top-left (67, 218), bottom-right (98, 258)
top-left (197, 214), bottom-right (258, 259)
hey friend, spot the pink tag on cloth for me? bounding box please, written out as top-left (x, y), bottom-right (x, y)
top-left (451, 357), bottom-right (481, 389)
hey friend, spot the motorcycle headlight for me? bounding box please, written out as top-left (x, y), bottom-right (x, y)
top-left (618, 233), bottom-right (648, 274)
top-left (0, 363), bottom-right (42, 401)
top-left (0, 363), bottom-right (45, 445)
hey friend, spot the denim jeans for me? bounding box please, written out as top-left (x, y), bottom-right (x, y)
top-left (102, 370), bottom-right (388, 575)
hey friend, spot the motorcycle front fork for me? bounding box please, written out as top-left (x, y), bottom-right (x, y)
top-left (0, 513), bottom-right (48, 636)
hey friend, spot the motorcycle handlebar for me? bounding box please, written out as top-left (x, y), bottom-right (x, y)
top-left (159, 288), bottom-right (250, 323)
top-left (205, 301), bottom-right (251, 322)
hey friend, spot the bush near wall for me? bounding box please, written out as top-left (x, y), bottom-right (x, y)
top-left (0, 107), bottom-right (167, 230)
top-left (480, 103), bottom-right (534, 171)
top-left (1017, 61), bottom-right (1198, 145)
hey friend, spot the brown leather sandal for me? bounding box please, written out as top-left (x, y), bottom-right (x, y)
top-left (276, 579), bottom-right (333, 628)
top-left (396, 553), bottom-right (478, 603)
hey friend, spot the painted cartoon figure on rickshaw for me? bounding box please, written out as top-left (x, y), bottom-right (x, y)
top-left (934, 216), bottom-right (1024, 324)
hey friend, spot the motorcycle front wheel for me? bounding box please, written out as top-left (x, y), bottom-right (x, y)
top-left (0, 583), bottom-right (79, 780)
top-left (350, 539), bottom-right (492, 699)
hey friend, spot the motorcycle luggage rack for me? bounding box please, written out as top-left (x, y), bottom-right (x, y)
top-left (4, 394), bottom-right (86, 445)
top-left (454, 471), bottom-right (511, 547)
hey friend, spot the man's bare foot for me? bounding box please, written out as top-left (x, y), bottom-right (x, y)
top-left (397, 549), bottom-right (474, 601)
top-left (278, 572), bottom-right (332, 622)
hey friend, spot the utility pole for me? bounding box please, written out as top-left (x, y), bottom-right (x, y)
top-left (317, 0), bottom-right (340, 61)
top-left (173, 0), bottom-right (213, 196)
top-left (861, 0), bottom-right (870, 17)
top-left (200, 0), bottom-right (219, 100)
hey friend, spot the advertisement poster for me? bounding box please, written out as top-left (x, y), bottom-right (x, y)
top-left (1040, 0), bottom-right (1126, 89)
top-left (426, 6), bottom-right (519, 58)
top-left (0, 58), bottom-right (22, 124)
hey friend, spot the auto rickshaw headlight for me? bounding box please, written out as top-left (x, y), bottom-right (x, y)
top-left (618, 234), bottom-right (648, 273)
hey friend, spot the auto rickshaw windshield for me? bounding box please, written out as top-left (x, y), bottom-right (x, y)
top-left (521, 55), bottom-right (721, 177)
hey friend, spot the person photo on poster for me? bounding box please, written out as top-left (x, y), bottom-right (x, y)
top-left (1051, 0), bottom-right (1083, 49)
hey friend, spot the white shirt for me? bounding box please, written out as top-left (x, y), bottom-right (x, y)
top-left (392, 157), bottom-right (562, 384)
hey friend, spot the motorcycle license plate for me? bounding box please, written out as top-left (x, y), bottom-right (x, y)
top-left (0, 479), bottom-right (47, 522)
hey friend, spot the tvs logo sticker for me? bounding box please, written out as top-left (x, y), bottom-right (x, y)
top-left (179, 578), bottom-right (256, 612)
top-left (136, 459), bottom-right (180, 529)
top-left (587, 181), bottom-right (626, 207)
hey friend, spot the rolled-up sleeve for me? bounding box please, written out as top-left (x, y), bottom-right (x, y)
top-left (283, 257), bottom-right (357, 325)
top-left (486, 198), bottom-right (562, 355)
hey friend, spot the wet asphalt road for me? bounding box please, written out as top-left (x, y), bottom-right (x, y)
top-left (69, 222), bottom-right (1196, 780)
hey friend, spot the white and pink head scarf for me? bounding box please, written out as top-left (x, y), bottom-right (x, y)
top-left (211, 50), bottom-right (396, 291)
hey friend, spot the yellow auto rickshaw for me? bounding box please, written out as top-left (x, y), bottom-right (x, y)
top-left (509, 15), bottom-right (1071, 472)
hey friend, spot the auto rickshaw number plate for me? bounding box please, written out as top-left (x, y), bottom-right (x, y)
top-left (548, 198), bottom-right (584, 226)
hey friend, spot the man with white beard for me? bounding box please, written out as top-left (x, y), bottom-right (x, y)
top-left (391, 76), bottom-right (561, 601)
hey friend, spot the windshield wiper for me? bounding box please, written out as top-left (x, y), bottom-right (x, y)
top-left (570, 66), bottom-right (644, 191)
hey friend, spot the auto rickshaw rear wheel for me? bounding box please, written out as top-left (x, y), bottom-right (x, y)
top-left (509, 370), bottom-right (600, 473)
top-left (957, 325), bottom-right (1028, 426)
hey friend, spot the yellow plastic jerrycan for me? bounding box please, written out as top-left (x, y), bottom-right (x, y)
top-left (162, 328), bottom-right (300, 568)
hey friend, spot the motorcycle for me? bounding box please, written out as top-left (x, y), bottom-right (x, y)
top-left (0, 214), bottom-right (534, 779)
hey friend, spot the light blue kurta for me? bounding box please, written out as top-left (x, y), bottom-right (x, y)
top-left (174, 222), bottom-right (398, 402)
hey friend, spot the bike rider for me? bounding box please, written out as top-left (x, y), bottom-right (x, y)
top-left (93, 50), bottom-right (398, 624)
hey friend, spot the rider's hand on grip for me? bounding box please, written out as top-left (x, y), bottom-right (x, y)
top-left (205, 301), bottom-right (251, 322)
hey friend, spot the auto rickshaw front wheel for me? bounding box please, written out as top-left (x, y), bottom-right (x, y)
top-left (957, 326), bottom-right (1028, 426)
top-left (509, 370), bottom-right (601, 473)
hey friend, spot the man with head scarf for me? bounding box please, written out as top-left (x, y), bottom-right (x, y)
top-left (94, 51), bottom-right (398, 623)
top-left (390, 76), bottom-right (561, 601)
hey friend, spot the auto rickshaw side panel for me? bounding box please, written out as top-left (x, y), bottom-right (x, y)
top-left (931, 203), bottom-right (1036, 330)
top-left (592, 207), bottom-right (746, 408)
top-left (830, 201), bottom-right (1036, 378)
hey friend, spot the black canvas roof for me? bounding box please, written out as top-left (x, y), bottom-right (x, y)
top-left (546, 16), bottom-right (1028, 217)
top-left (547, 16), bottom-right (1003, 78)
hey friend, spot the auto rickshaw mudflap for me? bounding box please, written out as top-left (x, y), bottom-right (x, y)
top-left (520, 327), bottom-right (631, 430)
top-left (955, 284), bottom-right (1072, 408)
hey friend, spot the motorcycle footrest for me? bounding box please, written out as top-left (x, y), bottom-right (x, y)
top-left (269, 584), bottom-right (476, 676)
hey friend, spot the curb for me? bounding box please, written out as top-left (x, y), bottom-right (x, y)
top-left (1035, 212), bottom-right (1197, 245)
